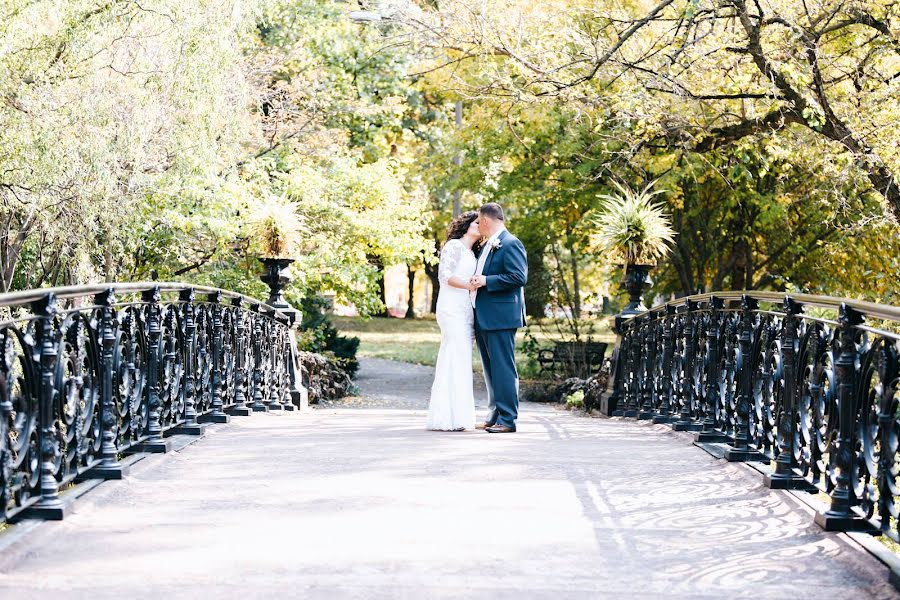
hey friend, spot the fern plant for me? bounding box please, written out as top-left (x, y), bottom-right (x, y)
top-left (592, 180), bottom-right (676, 265)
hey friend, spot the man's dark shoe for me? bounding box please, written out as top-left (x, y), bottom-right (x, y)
top-left (486, 424), bottom-right (516, 433)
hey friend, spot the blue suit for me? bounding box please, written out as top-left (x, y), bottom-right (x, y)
top-left (474, 229), bottom-right (528, 428)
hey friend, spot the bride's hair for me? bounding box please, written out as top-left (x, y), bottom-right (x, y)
top-left (445, 211), bottom-right (478, 241)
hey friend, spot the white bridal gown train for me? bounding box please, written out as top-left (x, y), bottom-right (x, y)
top-left (426, 239), bottom-right (477, 431)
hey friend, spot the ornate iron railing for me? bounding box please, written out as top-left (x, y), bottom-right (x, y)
top-left (605, 291), bottom-right (900, 539)
top-left (0, 282), bottom-right (305, 523)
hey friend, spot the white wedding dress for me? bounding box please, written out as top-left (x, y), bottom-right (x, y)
top-left (426, 239), bottom-right (477, 431)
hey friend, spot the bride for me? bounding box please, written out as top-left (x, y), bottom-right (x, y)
top-left (426, 211), bottom-right (481, 431)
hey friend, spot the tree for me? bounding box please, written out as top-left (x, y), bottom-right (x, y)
top-left (0, 0), bottom-right (250, 290)
top-left (406, 0), bottom-right (900, 221)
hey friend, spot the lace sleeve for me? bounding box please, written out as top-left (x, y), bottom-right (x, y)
top-left (438, 240), bottom-right (463, 287)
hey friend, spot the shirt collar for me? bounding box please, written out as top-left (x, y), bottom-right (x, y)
top-left (487, 226), bottom-right (506, 245)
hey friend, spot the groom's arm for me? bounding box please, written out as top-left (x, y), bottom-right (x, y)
top-left (485, 239), bottom-right (528, 292)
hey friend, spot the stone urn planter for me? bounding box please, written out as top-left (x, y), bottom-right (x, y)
top-left (620, 263), bottom-right (653, 316)
top-left (259, 257), bottom-right (300, 326)
top-left (259, 256), bottom-right (307, 409)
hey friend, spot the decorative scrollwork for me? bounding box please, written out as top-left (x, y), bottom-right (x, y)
top-left (0, 283), bottom-right (300, 523)
top-left (606, 290), bottom-right (900, 536)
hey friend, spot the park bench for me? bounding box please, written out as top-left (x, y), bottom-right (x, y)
top-left (538, 341), bottom-right (608, 378)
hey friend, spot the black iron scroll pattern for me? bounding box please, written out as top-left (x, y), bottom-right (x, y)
top-left (716, 313), bottom-right (740, 439)
top-left (669, 312), bottom-right (687, 422)
top-left (157, 305), bottom-right (185, 431)
top-left (0, 324), bottom-right (40, 520)
top-left (871, 341), bottom-right (900, 541)
top-left (56, 311), bottom-right (97, 484)
top-left (221, 306), bottom-right (237, 409)
top-left (796, 321), bottom-right (838, 491)
top-left (607, 291), bottom-right (900, 537)
top-left (0, 284), bottom-right (298, 523)
top-left (194, 303), bottom-right (213, 415)
top-left (750, 313), bottom-right (780, 456)
top-left (115, 306), bottom-right (147, 448)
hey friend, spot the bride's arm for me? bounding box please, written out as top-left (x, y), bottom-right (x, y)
top-left (447, 276), bottom-right (475, 291)
top-left (438, 241), bottom-right (476, 291)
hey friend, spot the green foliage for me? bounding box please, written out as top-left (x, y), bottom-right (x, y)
top-left (299, 295), bottom-right (360, 377)
top-left (0, 0), bottom-right (251, 290)
top-left (0, 0), bottom-right (437, 316)
top-left (565, 390), bottom-right (585, 410)
top-left (3, 0), bottom-right (900, 317)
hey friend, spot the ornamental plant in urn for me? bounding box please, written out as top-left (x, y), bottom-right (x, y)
top-left (249, 196), bottom-right (306, 322)
top-left (591, 180), bottom-right (675, 314)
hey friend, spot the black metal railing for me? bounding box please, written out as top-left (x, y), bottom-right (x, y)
top-left (0, 282), bottom-right (305, 523)
top-left (605, 291), bottom-right (900, 539)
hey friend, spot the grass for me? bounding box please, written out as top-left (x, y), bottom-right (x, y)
top-left (332, 315), bottom-right (615, 377)
top-left (333, 315), bottom-right (486, 370)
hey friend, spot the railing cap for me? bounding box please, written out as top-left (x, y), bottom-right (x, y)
top-left (637, 291), bottom-right (900, 324)
top-left (0, 282), bottom-right (288, 323)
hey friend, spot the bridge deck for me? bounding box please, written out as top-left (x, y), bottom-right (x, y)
top-left (0, 358), bottom-right (895, 599)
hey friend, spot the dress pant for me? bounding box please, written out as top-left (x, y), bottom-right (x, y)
top-left (475, 325), bottom-right (519, 428)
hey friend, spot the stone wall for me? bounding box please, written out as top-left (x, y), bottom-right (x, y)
top-left (299, 351), bottom-right (353, 404)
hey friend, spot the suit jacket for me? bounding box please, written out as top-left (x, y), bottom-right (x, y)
top-left (474, 229), bottom-right (528, 331)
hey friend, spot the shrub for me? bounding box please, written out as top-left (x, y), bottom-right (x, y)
top-left (565, 390), bottom-right (585, 410)
top-left (299, 295), bottom-right (360, 377)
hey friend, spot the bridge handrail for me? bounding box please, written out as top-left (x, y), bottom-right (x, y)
top-left (0, 281), bottom-right (304, 523)
top-left (0, 281), bottom-right (290, 319)
top-left (636, 290), bottom-right (900, 323)
top-left (606, 288), bottom-right (900, 542)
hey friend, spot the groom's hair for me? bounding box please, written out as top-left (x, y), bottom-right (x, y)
top-left (479, 202), bottom-right (504, 221)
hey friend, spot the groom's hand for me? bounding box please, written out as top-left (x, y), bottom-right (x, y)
top-left (470, 275), bottom-right (487, 288)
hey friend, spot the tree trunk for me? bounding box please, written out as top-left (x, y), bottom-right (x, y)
top-left (405, 265), bottom-right (416, 319)
top-left (423, 237), bottom-right (441, 313)
top-left (452, 101), bottom-right (463, 217)
top-left (569, 247), bottom-right (581, 319)
top-left (378, 266), bottom-right (389, 317)
top-left (367, 254), bottom-right (390, 317)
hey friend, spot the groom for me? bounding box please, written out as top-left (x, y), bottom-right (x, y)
top-left (469, 202), bottom-right (528, 433)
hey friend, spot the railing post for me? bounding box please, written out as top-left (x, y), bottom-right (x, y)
top-left (638, 312), bottom-right (658, 420)
top-left (815, 304), bottom-right (877, 532)
top-left (172, 288), bottom-right (205, 435)
top-left (26, 293), bottom-right (65, 519)
top-left (0, 332), bottom-right (13, 521)
top-left (86, 289), bottom-right (128, 479)
top-left (283, 315), bottom-right (307, 411)
top-left (673, 300), bottom-right (701, 432)
top-left (228, 297), bottom-right (252, 416)
top-left (200, 292), bottom-right (230, 423)
top-left (724, 295), bottom-right (766, 462)
top-left (766, 297), bottom-right (815, 490)
top-left (876, 343), bottom-right (899, 536)
top-left (139, 287), bottom-right (170, 453)
top-left (277, 316), bottom-right (296, 412)
top-left (653, 304), bottom-right (677, 424)
top-left (609, 316), bottom-right (633, 416)
top-left (696, 297), bottom-right (728, 443)
top-left (604, 316), bottom-right (627, 415)
top-left (621, 317), bottom-right (643, 418)
top-left (250, 304), bottom-right (268, 412)
top-left (266, 310), bottom-right (284, 410)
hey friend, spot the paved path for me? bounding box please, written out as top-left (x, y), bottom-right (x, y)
top-left (0, 358), bottom-right (897, 599)
top-left (320, 358), bottom-right (487, 409)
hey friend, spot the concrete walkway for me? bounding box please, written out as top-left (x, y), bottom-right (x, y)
top-left (0, 358), bottom-right (897, 599)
